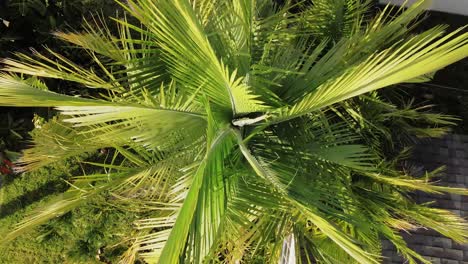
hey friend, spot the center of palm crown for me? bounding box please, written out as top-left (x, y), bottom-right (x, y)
top-left (231, 112), bottom-right (267, 127)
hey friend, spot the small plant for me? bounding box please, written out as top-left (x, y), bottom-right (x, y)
top-left (0, 0), bottom-right (467, 263)
top-left (0, 153), bottom-right (14, 175)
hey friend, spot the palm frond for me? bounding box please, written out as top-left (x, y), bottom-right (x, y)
top-left (2, 48), bottom-right (119, 90)
top-left (269, 26), bottom-right (468, 123)
top-left (300, 0), bottom-right (372, 40)
top-left (18, 117), bottom-right (110, 171)
top-left (120, 0), bottom-right (268, 115)
top-left (158, 121), bottom-right (235, 263)
top-left (235, 129), bottom-right (380, 264)
top-left (57, 104), bottom-right (205, 149)
top-left (53, 15), bottom-right (127, 62)
top-left (0, 73), bottom-right (111, 106)
top-left (281, 0), bottom-right (434, 103)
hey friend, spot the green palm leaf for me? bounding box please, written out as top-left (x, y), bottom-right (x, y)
top-left (269, 26), bottom-right (468, 123)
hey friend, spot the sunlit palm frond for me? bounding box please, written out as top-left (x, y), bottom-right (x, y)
top-left (158, 126), bottom-right (235, 263)
top-left (269, 26), bottom-right (468, 123)
top-left (57, 104), bottom-right (205, 150)
top-left (120, 0), bottom-right (267, 115)
top-left (0, 73), bottom-right (110, 106)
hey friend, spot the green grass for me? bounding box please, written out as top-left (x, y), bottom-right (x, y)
top-left (0, 156), bottom-right (136, 263)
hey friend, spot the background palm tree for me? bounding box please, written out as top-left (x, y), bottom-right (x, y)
top-left (0, 0), bottom-right (467, 263)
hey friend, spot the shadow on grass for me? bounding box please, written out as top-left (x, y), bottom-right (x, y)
top-left (0, 179), bottom-right (68, 219)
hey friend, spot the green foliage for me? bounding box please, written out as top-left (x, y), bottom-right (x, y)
top-left (0, 0), bottom-right (467, 263)
top-left (39, 195), bottom-right (137, 264)
top-left (0, 156), bottom-right (136, 263)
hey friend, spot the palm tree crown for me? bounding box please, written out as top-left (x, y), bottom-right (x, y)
top-left (0, 0), bottom-right (467, 263)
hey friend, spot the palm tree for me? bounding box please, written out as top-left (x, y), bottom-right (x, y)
top-left (0, 0), bottom-right (467, 263)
